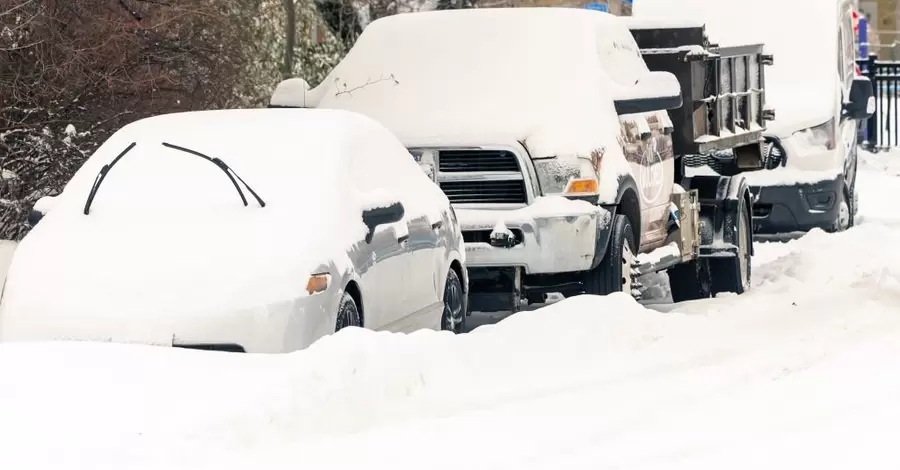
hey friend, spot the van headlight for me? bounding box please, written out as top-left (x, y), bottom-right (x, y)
top-left (533, 154), bottom-right (601, 198)
top-left (797, 118), bottom-right (836, 151)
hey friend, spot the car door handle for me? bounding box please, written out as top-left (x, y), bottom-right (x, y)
top-left (397, 234), bottom-right (410, 244)
top-left (431, 220), bottom-right (443, 230)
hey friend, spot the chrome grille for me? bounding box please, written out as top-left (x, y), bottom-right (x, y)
top-left (438, 150), bottom-right (520, 172)
top-left (439, 180), bottom-right (527, 204)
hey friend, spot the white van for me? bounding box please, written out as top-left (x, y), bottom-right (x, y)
top-left (633, 0), bottom-right (874, 236)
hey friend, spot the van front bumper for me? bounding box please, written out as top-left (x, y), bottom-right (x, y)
top-left (749, 174), bottom-right (844, 236)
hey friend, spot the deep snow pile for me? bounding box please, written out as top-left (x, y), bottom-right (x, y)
top-left (2, 151), bottom-right (900, 470)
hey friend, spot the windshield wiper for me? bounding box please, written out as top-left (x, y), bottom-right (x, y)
top-left (161, 142), bottom-right (266, 208)
top-left (83, 142), bottom-right (137, 215)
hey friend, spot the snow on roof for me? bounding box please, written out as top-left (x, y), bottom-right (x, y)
top-left (633, 0), bottom-right (841, 134)
top-left (305, 7), bottom-right (660, 160)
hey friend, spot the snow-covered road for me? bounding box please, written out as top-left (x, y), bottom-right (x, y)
top-left (1, 151), bottom-right (900, 470)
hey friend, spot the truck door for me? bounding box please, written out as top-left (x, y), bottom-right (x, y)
top-left (619, 111), bottom-right (675, 251)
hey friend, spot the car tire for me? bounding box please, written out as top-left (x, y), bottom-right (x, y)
top-left (583, 214), bottom-right (636, 296)
top-left (667, 258), bottom-right (712, 303)
top-left (710, 204), bottom-right (752, 296)
top-left (335, 292), bottom-right (361, 332)
top-left (441, 269), bottom-right (466, 334)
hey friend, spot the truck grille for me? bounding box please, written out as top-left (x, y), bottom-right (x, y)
top-left (438, 150), bottom-right (521, 172)
top-left (439, 180), bottom-right (527, 204)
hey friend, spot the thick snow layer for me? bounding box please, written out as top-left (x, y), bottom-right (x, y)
top-left (2, 150), bottom-right (900, 469)
top-left (0, 109), bottom-right (396, 326)
top-left (306, 8), bottom-right (655, 172)
top-left (633, 0), bottom-right (839, 136)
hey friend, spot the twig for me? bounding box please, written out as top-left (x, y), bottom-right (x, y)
top-left (334, 73), bottom-right (399, 98)
top-left (117, 0), bottom-right (142, 21)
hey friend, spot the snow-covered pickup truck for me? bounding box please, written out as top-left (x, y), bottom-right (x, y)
top-left (270, 8), bottom-right (773, 309)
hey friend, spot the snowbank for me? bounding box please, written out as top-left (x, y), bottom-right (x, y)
top-left (5, 210), bottom-right (900, 468)
top-left (2, 152), bottom-right (899, 469)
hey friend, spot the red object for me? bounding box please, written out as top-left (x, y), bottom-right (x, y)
top-left (852, 10), bottom-right (860, 32)
top-left (855, 63), bottom-right (863, 76)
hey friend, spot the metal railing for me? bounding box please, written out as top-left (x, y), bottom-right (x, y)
top-left (857, 54), bottom-right (900, 149)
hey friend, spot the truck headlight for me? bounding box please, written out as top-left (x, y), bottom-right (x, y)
top-left (533, 155), bottom-right (600, 197)
top-left (797, 118), bottom-right (836, 151)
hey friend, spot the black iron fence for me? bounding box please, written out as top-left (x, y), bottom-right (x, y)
top-left (857, 54), bottom-right (900, 150)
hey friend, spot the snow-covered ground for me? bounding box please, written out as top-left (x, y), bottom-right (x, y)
top-left (2, 150), bottom-right (900, 470)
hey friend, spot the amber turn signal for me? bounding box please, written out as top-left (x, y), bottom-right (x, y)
top-left (564, 178), bottom-right (599, 195)
top-left (306, 273), bottom-right (330, 295)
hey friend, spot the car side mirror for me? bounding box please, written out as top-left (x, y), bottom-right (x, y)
top-left (26, 209), bottom-right (44, 227)
top-left (362, 201), bottom-right (405, 243)
top-left (26, 195), bottom-right (59, 228)
top-left (614, 71), bottom-right (683, 115)
top-left (844, 76), bottom-right (875, 121)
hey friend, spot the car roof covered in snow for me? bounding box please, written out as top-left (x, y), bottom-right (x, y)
top-left (289, 7), bottom-right (660, 160)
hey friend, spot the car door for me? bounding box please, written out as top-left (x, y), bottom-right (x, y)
top-left (348, 154), bottom-right (412, 331)
top-left (384, 153), bottom-right (443, 330)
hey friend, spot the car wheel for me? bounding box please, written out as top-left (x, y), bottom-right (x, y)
top-left (335, 292), bottom-right (361, 332)
top-left (441, 269), bottom-right (466, 334)
top-left (583, 214), bottom-right (637, 297)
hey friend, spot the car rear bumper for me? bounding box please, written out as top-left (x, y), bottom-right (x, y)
top-left (749, 174), bottom-right (844, 235)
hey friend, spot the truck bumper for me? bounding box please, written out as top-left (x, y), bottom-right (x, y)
top-left (749, 174), bottom-right (844, 236)
top-left (455, 203), bottom-right (611, 312)
top-left (456, 205), bottom-right (606, 274)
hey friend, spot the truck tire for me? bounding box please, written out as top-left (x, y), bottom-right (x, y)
top-left (583, 214), bottom-right (636, 296)
top-left (710, 204), bottom-right (752, 295)
top-left (667, 258), bottom-right (712, 302)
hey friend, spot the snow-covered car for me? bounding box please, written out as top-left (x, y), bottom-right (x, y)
top-left (271, 8), bottom-right (761, 308)
top-left (634, 0), bottom-right (875, 236)
top-left (0, 108), bottom-right (468, 353)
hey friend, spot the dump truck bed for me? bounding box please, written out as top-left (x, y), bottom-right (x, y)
top-left (626, 21), bottom-right (774, 157)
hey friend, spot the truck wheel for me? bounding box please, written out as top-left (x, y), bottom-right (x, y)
top-left (710, 205), bottom-right (752, 296)
top-left (667, 258), bottom-right (712, 302)
top-left (583, 214), bottom-right (636, 296)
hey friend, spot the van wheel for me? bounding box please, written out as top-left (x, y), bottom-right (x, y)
top-left (441, 269), bottom-right (466, 333)
top-left (335, 292), bottom-right (361, 332)
top-left (710, 205), bottom-right (752, 295)
top-left (667, 258), bottom-right (712, 302)
top-left (583, 214), bottom-right (637, 296)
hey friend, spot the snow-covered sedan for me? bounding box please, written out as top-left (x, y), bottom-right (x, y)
top-left (0, 108), bottom-right (468, 353)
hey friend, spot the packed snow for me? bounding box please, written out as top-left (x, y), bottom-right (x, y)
top-left (282, 7), bottom-right (684, 203)
top-left (1, 148), bottom-right (899, 469)
top-left (0, 108), bottom-right (443, 349)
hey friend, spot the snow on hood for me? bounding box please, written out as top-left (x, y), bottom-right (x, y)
top-left (633, 0), bottom-right (840, 136)
top-left (1, 109), bottom-right (372, 325)
top-left (308, 8), bottom-right (642, 161)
